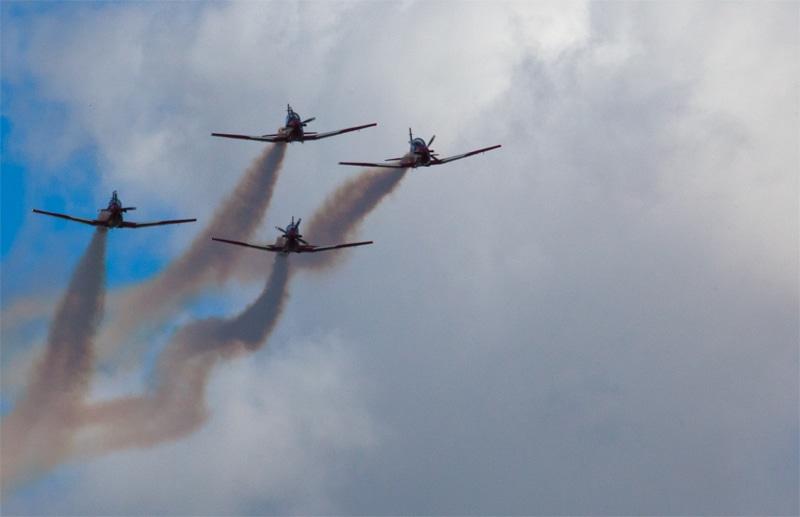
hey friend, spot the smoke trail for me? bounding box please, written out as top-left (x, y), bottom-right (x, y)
top-left (70, 169), bottom-right (408, 456)
top-left (76, 256), bottom-right (290, 455)
top-left (0, 229), bottom-right (107, 494)
top-left (49, 167), bottom-right (406, 461)
top-left (98, 144), bottom-right (287, 360)
top-left (297, 167), bottom-right (408, 271)
top-left (1, 145), bottom-right (287, 397)
top-left (1, 295), bottom-right (58, 397)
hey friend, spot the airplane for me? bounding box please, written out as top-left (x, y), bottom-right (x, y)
top-left (212, 216), bottom-right (373, 254)
top-left (211, 104), bottom-right (377, 143)
top-left (338, 128), bottom-right (501, 169)
top-left (32, 191), bottom-right (197, 229)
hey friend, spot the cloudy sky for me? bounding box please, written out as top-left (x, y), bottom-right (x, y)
top-left (1, 1), bottom-right (798, 515)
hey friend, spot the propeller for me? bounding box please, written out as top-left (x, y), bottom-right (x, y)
top-left (301, 117), bottom-right (315, 126)
top-left (426, 135), bottom-right (439, 156)
top-left (277, 216), bottom-right (302, 235)
top-left (276, 217), bottom-right (308, 244)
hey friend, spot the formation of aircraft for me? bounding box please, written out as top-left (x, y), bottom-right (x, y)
top-left (211, 105), bottom-right (377, 144)
top-left (212, 216), bottom-right (373, 255)
top-left (35, 106), bottom-right (502, 260)
top-left (339, 128), bottom-right (501, 169)
top-left (32, 191), bottom-right (197, 229)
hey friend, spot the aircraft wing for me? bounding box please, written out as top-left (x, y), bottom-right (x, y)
top-left (211, 237), bottom-right (281, 252)
top-left (121, 218), bottom-right (197, 228)
top-left (338, 161), bottom-right (407, 169)
top-left (308, 240), bottom-right (374, 253)
top-left (211, 132), bottom-right (287, 143)
top-left (32, 209), bottom-right (100, 226)
top-left (433, 144), bottom-right (502, 165)
top-left (304, 123), bottom-right (377, 141)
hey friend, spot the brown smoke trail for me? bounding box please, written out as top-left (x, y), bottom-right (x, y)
top-left (75, 256), bottom-right (290, 455)
top-left (51, 167), bottom-right (407, 461)
top-left (1, 294), bottom-right (58, 397)
top-left (0, 229), bottom-right (107, 494)
top-left (1, 145), bottom-right (287, 395)
top-left (69, 169), bottom-right (407, 455)
top-left (297, 167), bottom-right (408, 271)
top-left (98, 144), bottom-right (287, 360)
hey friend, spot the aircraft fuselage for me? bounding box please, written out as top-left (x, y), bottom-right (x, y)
top-left (278, 125), bottom-right (305, 142)
top-left (279, 110), bottom-right (306, 142)
top-left (274, 236), bottom-right (315, 254)
top-left (97, 208), bottom-right (124, 228)
top-left (400, 138), bottom-right (433, 167)
top-left (98, 193), bottom-right (126, 227)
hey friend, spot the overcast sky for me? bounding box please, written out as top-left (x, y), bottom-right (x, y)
top-left (1, 1), bottom-right (798, 515)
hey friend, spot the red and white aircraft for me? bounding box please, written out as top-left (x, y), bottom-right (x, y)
top-left (212, 105), bottom-right (377, 144)
top-left (212, 216), bottom-right (372, 255)
top-left (32, 191), bottom-right (197, 229)
top-left (339, 128), bottom-right (501, 169)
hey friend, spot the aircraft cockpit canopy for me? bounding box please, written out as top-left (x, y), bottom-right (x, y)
top-left (286, 110), bottom-right (301, 125)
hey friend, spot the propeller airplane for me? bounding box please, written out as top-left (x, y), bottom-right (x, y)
top-left (339, 128), bottom-right (501, 169)
top-left (212, 216), bottom-right (373, 255)
top-left (32, 191), bottom-right (197, 229)
top-left (212, 105), bottom-right (377, 144)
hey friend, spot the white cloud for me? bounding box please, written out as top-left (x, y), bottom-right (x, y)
top-left (6, 2), bottom-right (571, 211)
top-left (2, 1), bottom-right (797, 514)
top-left (9, 336), bottom-right (377, 516)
